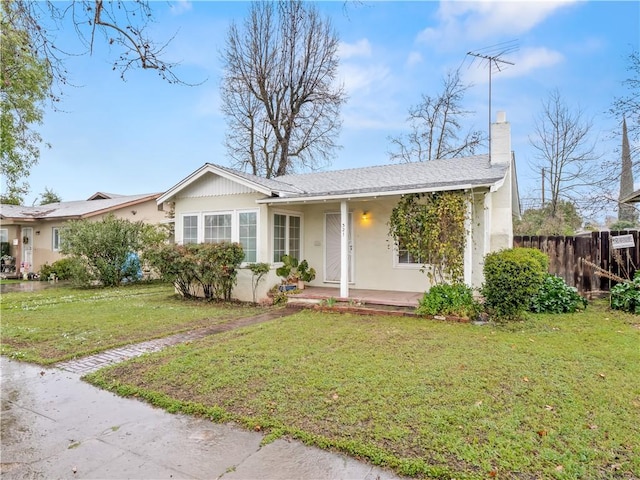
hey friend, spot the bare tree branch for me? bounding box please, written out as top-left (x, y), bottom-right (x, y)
top-left (529, 89), bottom-right (601, 218)
top-left (221, 0), bottom-right (346, 178)
top-left (388, 69), bottom-right (485, 163)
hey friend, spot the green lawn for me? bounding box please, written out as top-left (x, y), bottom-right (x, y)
top-left (86, 303), bottom-right (640, 479)
top-left (0, 282), bottom-right (262, 364)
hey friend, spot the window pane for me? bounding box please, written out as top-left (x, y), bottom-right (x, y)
top-left (52, 228), bottom-right (60, 251)
top-left (239, 212), bottom-right (257, 262)
top-left (183, 215), bottom-right (198, 244)
top-left (398, 239), bottom-right (423, 264)
top-left (0, 229), bottom-right (7, 243)
top-left (204, 214), bottom-right (232, 243)
top-left (273, 214), bottom-right (286, 262)
top-left (289, 215), bottom-right (301, 260)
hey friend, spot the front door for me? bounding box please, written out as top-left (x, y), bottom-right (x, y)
top-left (21, 227), bottom-right (33, 273)
top-left (324, 212), bottom-right (353, 283)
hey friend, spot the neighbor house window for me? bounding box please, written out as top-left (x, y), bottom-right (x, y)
top-left (52, 227), bottom-right (61, 251)
top-left (0, 228), bottom-right (7, 243)
top-left (204, 213), bottom-right (232, 243)
top-left (182, 215), bottom-right (198, 244)
top-left (273, 213), bottom-right (301, 262)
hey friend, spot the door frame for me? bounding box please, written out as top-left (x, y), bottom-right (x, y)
top-left (323, 211), bottom-right (354, 283)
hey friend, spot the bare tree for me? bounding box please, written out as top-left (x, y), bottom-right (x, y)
top-left (221, 0), bottom-right (346, 178)
top-left (530, 89), bottom-right (599, 218)
top-left (10, 0), bottom-right (184, 99)
top-left (388, 69), bottom-right (485, 163)
top-left (611, 49), bottom-right (639, 156)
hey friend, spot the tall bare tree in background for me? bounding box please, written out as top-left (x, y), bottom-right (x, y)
top-left (530, 89), bottom-right (599, 218)
top-left (221, 0), bottom-right (346, 178)
top-left (611, 49), bottom-right (639, 157)
top-left (388, 69), bottom-right (485, 163)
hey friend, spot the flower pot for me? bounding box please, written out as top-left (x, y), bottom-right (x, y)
top-left (279, 284), bottom-right (297, 292)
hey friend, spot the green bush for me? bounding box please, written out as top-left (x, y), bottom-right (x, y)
top-left (416, 282), bottom-right (480, 319)
top-left (481, 248), bottom-right (548, 321)
top-left (144, 242), bottom-right (245, 301)
top-left (610, 272), bottom-right (640, 314)
top-left (529, 274), bottom-right (587, 313)
top-left (60, 214), bottom-right (166, 287)
top-left (38, 258), bottom-right (76, 280)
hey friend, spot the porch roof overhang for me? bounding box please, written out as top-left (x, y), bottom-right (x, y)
top-left (256, 180), bottom-right (497, 205)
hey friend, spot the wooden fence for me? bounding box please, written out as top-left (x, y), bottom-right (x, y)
top-left (514, 231), bottom-right (640, 295)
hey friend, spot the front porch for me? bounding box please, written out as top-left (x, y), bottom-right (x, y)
top-left (287, 286), bottom-right (423, 309)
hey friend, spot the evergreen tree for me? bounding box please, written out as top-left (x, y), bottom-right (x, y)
top-left (618, 117), bottom-right (637, 224)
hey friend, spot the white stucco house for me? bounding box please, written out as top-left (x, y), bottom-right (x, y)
top-left (158, 112), bottom-right (520, 302)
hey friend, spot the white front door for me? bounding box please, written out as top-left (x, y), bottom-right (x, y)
top-left (21, 227), bottom-right (33, 273)
top-left (324, 212), bottom-right (353, 283)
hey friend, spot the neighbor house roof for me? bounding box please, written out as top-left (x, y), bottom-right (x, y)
top-left (158, 155), bottom-right (510, 205)
top-left (0, 193), bottom-right (161, 222)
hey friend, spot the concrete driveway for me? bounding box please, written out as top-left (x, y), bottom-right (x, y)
top-left (1, 357), bottom-right (401, 480)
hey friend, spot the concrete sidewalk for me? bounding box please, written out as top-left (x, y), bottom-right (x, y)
top-left (1, 357), bottom-right (400, 479)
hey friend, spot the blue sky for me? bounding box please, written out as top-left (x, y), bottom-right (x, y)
top-left (26, 1), bottom-right (639, 215)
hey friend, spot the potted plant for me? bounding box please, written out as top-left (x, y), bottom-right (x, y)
top-left (296, 259), bottom-right (316, 290)
top-left (276, 255), bottom-right (299, 291)
top-left (275, 256), bottom-right (316, 290)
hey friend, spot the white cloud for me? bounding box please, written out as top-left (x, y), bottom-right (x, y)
top-left (418, 1), bottom-right (579, 48)
top-left (338, 63), bottom-right (390, 95)
top-left (338, 39), bottom-right (372, 60)
top-left (170, 1), bottom-right (192, 16)
top-left (406, 51), bottom-right (423, 68)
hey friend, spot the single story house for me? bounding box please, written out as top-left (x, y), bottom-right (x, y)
top-left (0, 192), bottom-right (166, 276)
top-left (158, 112), bottom-right (520, 302)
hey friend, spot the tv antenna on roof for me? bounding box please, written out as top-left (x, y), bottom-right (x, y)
top-left (467, 40), bottom-right (518, 159)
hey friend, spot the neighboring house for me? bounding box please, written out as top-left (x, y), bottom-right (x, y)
top-left (158, 112), bottom-right (520, 302)
top-left (0, 192), bottom-right (165, 276)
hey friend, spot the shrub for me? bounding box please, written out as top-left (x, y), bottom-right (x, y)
top-left (144, 242), bottom-right (245, 301)
top-left (60, 214), bottom-right (166, 287)
top-left (143, 244), bottom-right (199, 298)
top-left (416, 282), bottom-right (480, 319)
top-left (481, 248), bottom-right (548, 321)
top-left (529, 274), bottom-right (587, 313)
top-left (38, 258), bottom-right (76, 280)
top-left (610, 271), bottom-right (640, 314)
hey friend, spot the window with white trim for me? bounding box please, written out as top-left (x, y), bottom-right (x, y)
top-left (239, 212), bottom-right (257, 262)
top-left (52, 227), bottom-right (61, 251)
top-left (0, 228), bottom-right (7, 243)
top-left (182, 215), bottom-right (198, 244)
top-left (181, 210), bottom-right (259, 263)
top-left (395, 239), bottom-right (429, 266)
top-left (273, 213), bottom-right (301, 262)
top-left (204, 213), bottom-right (232, 243)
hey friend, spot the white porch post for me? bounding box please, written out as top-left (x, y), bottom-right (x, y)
top-left (340, 200), bottom-right (349, 298)
top-left (464, 198), bottom-right (473, 286)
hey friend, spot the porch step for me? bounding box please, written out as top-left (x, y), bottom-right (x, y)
top-left (287, 298), bottom-right (419, 317)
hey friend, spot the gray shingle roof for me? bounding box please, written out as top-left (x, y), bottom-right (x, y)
top-left (0, 193), bottom-right (160, 220)
top-left (271, 154), bottom-right (505, 198)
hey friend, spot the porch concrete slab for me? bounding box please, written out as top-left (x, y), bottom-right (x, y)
top-left (290, 286), bottom-right (423, 307)
top-left (1, 357), bottom-right (402, 480)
